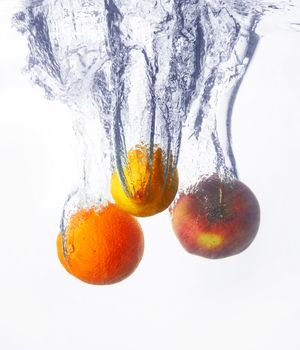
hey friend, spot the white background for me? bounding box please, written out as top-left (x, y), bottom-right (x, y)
top-left (1, 2), bottom-right (300, 350)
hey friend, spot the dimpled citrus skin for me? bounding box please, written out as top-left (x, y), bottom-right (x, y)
top-left (57, 203), bottom-right (144, 285)
top-left (111, 146), bottom-right (179, 217)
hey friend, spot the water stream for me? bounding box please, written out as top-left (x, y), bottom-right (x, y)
top-left (12, 0), bottom-right (300, 223)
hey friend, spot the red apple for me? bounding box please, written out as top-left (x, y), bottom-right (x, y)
top-left (171, 175), bottom-right (260, 259)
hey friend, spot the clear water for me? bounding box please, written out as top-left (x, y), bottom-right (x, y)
top-left (12, 0), bottom-right (300, 223)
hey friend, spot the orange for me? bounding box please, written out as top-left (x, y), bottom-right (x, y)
top-left (57, 203), bottom-right (144, 285)
top-left (110, 145), bottom-right (178, 217)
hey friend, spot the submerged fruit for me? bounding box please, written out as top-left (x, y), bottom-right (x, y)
top-left (111, 145), bottom-right (178, 217)
top-left (171, 175), bottom-right (260, 259)
top-left (57, 203), bottom-right (144, 285)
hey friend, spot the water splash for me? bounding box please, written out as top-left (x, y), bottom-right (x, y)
top-left (13, 0), bottom-right (299, 209)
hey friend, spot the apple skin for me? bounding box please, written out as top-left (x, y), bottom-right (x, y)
top-left (171, 175), bottom-right (260, 259)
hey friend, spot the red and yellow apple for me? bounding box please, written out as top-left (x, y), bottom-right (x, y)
top-left (171, 175), bottom-right (260, 259)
